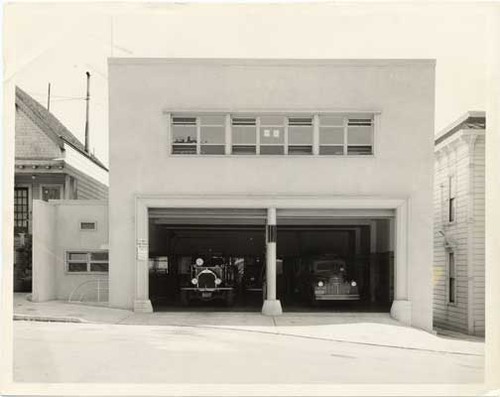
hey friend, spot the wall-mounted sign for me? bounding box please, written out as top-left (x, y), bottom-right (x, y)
top-left (264, 129), bottom-right (270, 137)
top-left (273, 129), bottom-right (280, 138)
top-left (136, 239), bottom-right (148, 260)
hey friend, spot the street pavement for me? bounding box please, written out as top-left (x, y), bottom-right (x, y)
top-left (13, 294), bottom-right (485, 384)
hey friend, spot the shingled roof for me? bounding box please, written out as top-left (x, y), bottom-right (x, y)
top-left (15, 86), bottom-right (108, 171)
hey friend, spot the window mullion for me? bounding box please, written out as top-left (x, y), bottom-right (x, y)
top-left (313, 114), bottom-right (320, 155)
top-left (196, 118), bottom-right (201, 155)
top-left (284, 118), bottom-right (289, 155)
top-left (256, 117), bottom-right (261, 155)
top-left (225, 114), bottom-right (231, 155)
top-left (166, 113), bottom-right (172, 155)
top-left (343, 117), bottom-right (348, 155)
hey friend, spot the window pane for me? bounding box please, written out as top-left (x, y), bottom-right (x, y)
top-left (80, 222), bottom-right (96, 230)
top-left (347, 146), bottom-right (372, 155)
top-left (200, 126), bottom-right (225, 144)
top-left (260, 115), bottom-right (284, 126)
top-left (90, 263), bottom-right (109, 272)
top-left (233, 126), bottom-right (256, 144)
top-left (172, 145), bottom-right (197, 155)
top-left (172, 126), bottom-right (197, 144)
top-left (289, 126), bottom-right (313, 145)
top-left (201, 145), bottom-right (225, 155)
top-left (42, 187), bottom-right (61, 201)
top-left (69, 252), bottom-right (87, 261)
top-left (172, 117), bottom-right (196, 125)
top-left (449, 197), bottom-right (455, 222)
top-left (232, 145), bottom-right (256, 155)
top-left (260, 127), bottom-right (284, 144)
top-left (14, 188), bottom-right (29, 230)
top-left (449, 278), bottom-right (455, 302)
top-left (200, 115), bottom-right (225, 125)
top-left (348, 126), bottom-right (372, 145)
top-left (348, 118), bottom-right (372, 126)
top-left (260, 145), bottom-right (284, 155)
top-left (320, 127), bottom-right (344, 144)
top-left (91, 252), bottom-right (108, 261)
top-left (320, 116), bottom-right (345, 126)
top-left (449, 253), bottom-right (455, 277)
top-left (288, 145), bottom-right (312, 155)
top-left (288, 117), bottom-right (312, 126)
top-left (320, 146), bottom-right (344, 155)
top-left (232, 117), bottom-right (256, 126)
top-left (68, 262), bottom-right (87, 272)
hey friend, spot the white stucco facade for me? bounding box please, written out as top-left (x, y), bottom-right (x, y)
top-left (107, 59), bottom-right (435, 330)
top-left (32, 200), bottom-right (109, 303)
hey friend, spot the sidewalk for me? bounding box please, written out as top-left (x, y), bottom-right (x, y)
top-left (13, 293), bottom-right (484, 357)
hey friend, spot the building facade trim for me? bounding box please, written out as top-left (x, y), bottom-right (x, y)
top-left (133, 194), bottom-right (411, 323)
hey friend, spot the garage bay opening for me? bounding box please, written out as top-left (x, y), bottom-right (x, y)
top-left (148, 208), bottom-right (394, 312)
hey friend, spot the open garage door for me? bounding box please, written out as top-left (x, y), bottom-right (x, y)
top-left (276, 209), bottom-right (395, 312)
top-left (148, 209), bottom-right (267, 310)
top-left (147, 207), bottom-right (394, 313)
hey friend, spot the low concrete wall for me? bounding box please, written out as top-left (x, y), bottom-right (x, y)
top-left (32, 200), bottom-right (56, 302)
top-left (32, 200), bottom-right (109, 301)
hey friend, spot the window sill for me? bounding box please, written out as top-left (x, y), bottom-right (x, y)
top-left (65, 272), bottom-right (109, 275)
top-left (168, 154), bottom-right (376, 159)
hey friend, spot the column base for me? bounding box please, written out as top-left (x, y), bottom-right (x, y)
top-left (390, 299), bottom-right (412, 326)
top-left (262, 299), bottom-right (283, 316)
top-left (133, 299), bottom-right (153, 313)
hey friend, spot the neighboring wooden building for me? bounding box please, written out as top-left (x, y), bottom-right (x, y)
top-left (14, 86), bottom-right (109, 291)
top-left (433, 111), bottom-right (486, 336)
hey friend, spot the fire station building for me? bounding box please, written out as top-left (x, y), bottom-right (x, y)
top-left (32, 58), bottom-right (435, 331)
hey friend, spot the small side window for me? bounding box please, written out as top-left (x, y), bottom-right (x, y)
top-left (448, 251), bottom-right (456, 303)
top-left (448, 176), bottom-right (456, 223)
top-left (67, 251), bottom-right (109, 273)
top-left (80, 221), bottom-right (97, 231)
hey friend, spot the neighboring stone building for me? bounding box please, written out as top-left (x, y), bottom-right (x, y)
top-left (14, 86), bottom-right (109, 292)
top-left (433, 111), bottom-right (486, 336)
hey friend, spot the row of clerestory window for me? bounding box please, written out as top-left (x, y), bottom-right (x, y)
top-left (171, 114), bottom-right (374, 156)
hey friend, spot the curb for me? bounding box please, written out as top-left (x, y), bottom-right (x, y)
top-left (14, 314), bottom-right (87, 323)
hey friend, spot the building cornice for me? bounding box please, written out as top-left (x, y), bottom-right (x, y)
top-left (109, 58), bottom-right (436, 68)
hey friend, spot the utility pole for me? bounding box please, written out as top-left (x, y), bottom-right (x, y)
top-left (47, 83), bottom-right (51, 111)
top-left (84, 71), bottom-right (90, 153)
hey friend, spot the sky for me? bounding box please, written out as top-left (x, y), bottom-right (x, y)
top-left (5, 2), bottom-right (493, 167)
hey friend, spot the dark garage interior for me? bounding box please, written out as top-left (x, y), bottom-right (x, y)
top-left (148, 208), bottom-right (394, 312)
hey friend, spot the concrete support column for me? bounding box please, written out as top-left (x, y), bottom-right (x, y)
top-left (390, 200), bottom-right (412, 325)
top-left (262, 207), bottom-right (282, 316)
top-left (134, 199), bottom-right (153, 313)
top-left (369, 221), bottom-right (377, 303)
